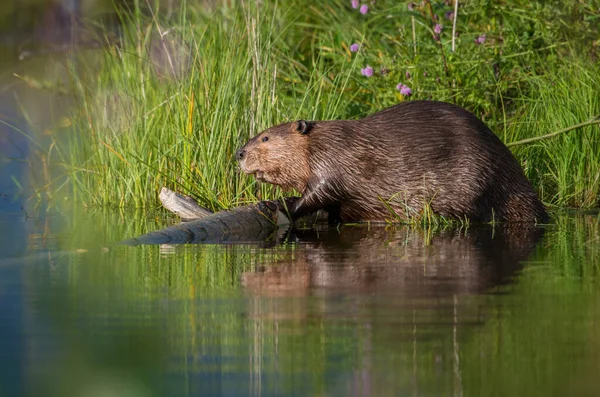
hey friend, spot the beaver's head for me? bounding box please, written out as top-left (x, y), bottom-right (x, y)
top-left (236, 120), bottom-right (313, 192)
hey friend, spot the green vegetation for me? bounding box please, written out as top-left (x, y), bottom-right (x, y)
top-left (508, 63), bottom-right (600, 207)
top-left (380, 197), bottom-right (471, 228)
top-left (31, 0), bottom-right (600, 211)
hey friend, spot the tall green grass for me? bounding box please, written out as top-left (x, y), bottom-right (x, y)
top-left (60, 3), bottom-right (282, 210)
top-left (508, 60), bottom-right (600, 208)
top-left (52, 2), bottom-right (360, 210)
top-left (36, 0), bottom-right (600, 211)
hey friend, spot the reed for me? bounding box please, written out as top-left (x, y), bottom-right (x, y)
top-left (35, 0), bottom-right (599, 212)
top-left (507, 59), bottom-right (600, 208)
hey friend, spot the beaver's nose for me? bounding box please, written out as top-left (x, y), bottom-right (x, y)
top-left (235, 149), bottom-right (246, 161)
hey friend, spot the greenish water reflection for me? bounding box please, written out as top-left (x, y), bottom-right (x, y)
top-left (2, 211), bottom-right (600, 397)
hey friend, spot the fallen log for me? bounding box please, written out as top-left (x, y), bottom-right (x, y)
top-left (122, 196), bottom-right (291, 246)
top-left (158, 187), bottom-right (213, 220)
top-left (121, 187), bottom-right (331, 246)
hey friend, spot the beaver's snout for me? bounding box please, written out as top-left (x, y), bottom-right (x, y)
top-left (235, 148), bottom-right (246, 161)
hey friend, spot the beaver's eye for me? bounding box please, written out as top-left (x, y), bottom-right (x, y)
top-left (262, 136), bottom-right (269, 142)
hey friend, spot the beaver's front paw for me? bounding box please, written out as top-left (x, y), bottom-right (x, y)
top-left (272, 197), bottom-right (299, 218)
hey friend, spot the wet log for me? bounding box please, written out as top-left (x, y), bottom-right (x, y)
top-left (122, 187), bottom-right (331, 246)
top-left (122, 197), bottom-right (291, 245)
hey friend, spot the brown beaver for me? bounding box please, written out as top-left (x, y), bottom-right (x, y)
top-left (236, 100), bottom-right (548, 223)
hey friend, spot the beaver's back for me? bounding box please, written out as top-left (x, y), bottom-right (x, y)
top-left (308, 101), bottom-right (548, 223)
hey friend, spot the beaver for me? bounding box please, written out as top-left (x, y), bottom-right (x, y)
top-left (236, 100), bottom-right (548, 223)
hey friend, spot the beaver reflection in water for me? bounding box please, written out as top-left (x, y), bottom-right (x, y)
top-left (241, 224), bottom-right (545, 298)
top-left (236, 100), bottom-right (548, 223)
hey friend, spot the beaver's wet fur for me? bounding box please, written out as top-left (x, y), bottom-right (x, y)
top-left (236, 100), bottom-right (548, 223)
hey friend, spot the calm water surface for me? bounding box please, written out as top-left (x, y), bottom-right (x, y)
top-left (1, 207), bottom-right (599, 397)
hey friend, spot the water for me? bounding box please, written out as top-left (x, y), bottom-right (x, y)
top-left (0, 208), bottom-right (599, 397)
top-left (2, 4), bottom-right (600, 396)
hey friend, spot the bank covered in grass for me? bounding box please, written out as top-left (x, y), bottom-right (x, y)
top-left (42, 0), bottom-right (600, 213)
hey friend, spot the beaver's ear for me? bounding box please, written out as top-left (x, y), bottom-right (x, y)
top-left (296, 120), bottom-right (313, 135)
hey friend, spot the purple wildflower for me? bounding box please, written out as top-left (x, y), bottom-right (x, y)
top-left (475, 34), bottom-right (487, 45)
top-left (351, 0), bottom-right (359, 9)
top-left (434, 24), bottom-right (443, 35)
top-left (396, 83), bottom-right (412, 96)
top-left (360, 4), bottom-right (369, 14)
top-left (405, 71), bottom-right (411, 79)
top-left (361, 66), bottom-right (374, 77)
top-left (407, 2), bottom-right (415, 11)
top-left (445, 11), bottom-right (454, 20)
top-left (350, 43), bottom-right (360, 52)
